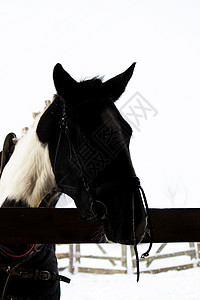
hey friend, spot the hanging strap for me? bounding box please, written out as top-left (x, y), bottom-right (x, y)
top-left (0, 264), bottom-right (70, 300)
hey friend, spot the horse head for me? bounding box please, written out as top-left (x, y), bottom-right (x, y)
top-left (37, 63), bottom-right (149, 246)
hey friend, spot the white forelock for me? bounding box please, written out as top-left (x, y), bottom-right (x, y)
top-left (0, 116), bottom-right (56, 207)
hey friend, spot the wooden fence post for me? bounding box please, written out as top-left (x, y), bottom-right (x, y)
top-left (69, 244), bottom-right (74, 274)
top-left (76, 244), bottom-right (81, 264)
top-left (122, 245), bottom-right (127, 269)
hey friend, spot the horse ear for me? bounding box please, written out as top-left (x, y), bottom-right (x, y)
top-left (53, 63), bottom-right (77, 96)
top-left (103, 62), bottom-right (136, 101)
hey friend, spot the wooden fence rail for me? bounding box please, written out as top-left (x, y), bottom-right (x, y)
top-left (0, 208), bottom-right (200, 244)
top-left (57, 243), bottom-right (200, 275)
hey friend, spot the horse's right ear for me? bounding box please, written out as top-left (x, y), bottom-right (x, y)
top-left (53, 63), bottom-right (77, 97)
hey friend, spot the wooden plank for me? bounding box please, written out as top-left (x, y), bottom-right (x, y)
top-left (139, 263), bottom-right (196, 274)
top-left (142, 250), bottom-right (196, 262)
top-left (0, 208), bottom-right (200, 244)
top-left (145, 250), bottom-right (196, 267)
top-left (77, 267), bottom-right (126, 274)
top-left (142, 208), bottom-right (200, 243)
top-left (76, 255), bottom-right (122, 261)
top-left (0, 208), bottom-right (101, 244)
top-left (56, 253), bottom-right (69, 259)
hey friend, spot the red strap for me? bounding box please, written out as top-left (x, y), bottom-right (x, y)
top-left (6, 244), bottom-right (36, 258)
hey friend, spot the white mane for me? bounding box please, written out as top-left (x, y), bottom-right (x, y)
top-left (0, 114), bottom-right (56, 207)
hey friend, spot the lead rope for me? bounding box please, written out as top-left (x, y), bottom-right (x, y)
top-left (132, 178), bottom-right (153, 282)
top-left (139, 184), bottom-right (153, 259)
top-left (132, 191), bottom-right (140, 282)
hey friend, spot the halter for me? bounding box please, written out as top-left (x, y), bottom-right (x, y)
top-left (55, 99), bottom-right (153, 281)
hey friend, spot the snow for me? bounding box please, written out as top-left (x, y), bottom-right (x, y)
top-left (60, 269), bottom-right (200, 300)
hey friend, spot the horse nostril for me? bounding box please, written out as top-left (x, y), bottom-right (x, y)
top-left (90, 200), bottom-right (108, 220)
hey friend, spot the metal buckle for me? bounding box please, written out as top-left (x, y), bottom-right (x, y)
top-left (39, 270), bottom-right (51, 281)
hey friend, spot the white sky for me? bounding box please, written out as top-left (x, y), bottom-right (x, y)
top-left (0, 0), bottom-right (200, 208)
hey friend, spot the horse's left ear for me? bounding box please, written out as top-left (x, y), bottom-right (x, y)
top-left (53, 63), bottom-right (77, 97)
top-left (103, 62), bottom-right (136, 102)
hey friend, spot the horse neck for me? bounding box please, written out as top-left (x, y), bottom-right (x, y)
top-left (0, 118), bottom-right (56, 208)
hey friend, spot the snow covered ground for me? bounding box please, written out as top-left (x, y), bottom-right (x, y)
top-left (60, 268), bottom-right (200, 300)
top-left (57, 243), bottom-right (200, 299)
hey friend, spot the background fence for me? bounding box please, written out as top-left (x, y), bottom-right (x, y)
top-left (56, 242), bottom-right (200, 275)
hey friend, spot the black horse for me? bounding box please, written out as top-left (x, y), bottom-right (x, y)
top-left (0, 63), bottom-right (151, 299)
